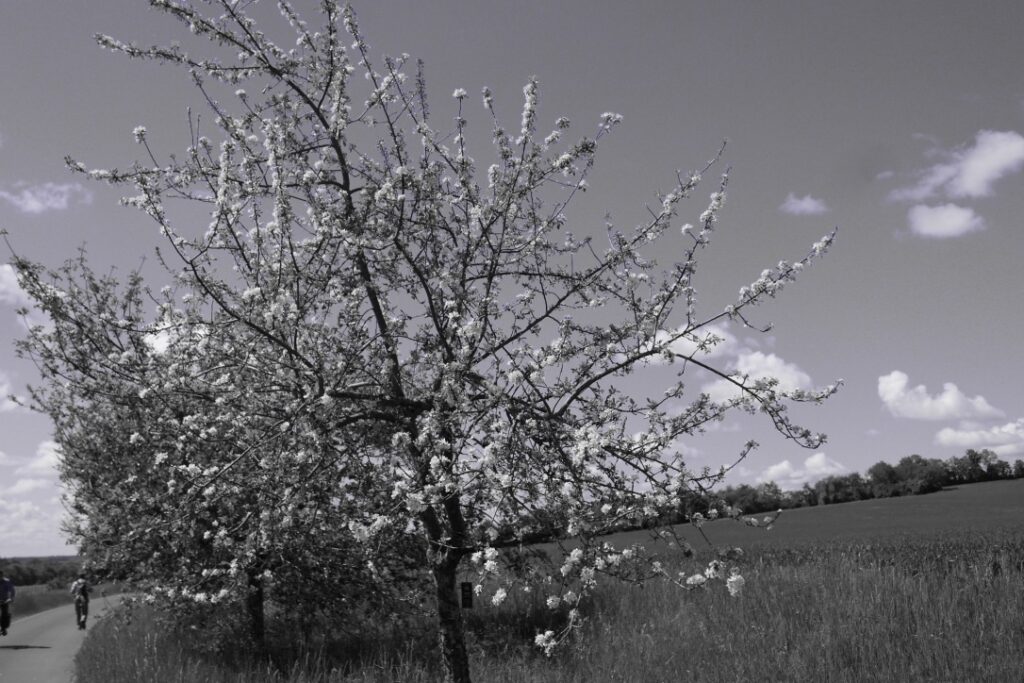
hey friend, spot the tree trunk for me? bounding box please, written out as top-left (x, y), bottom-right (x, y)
top-left (246, 571), bottom-right (266, 656)
top-left (433, 561), bottom-right (472, 683)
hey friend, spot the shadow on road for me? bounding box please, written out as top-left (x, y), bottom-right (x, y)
top-left (0, 645), bottom-right (52, 650)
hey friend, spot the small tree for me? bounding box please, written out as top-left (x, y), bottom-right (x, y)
top-left (894, 454), bottom-right (948, 494)
top-left (813, 473), bottom-right (868, 505)
top-left (984, 456), bottom-right (1011, 482)
top-left (755, 481), bottom-right (784, 511)
top-left (11, 2), bottom-right (838, 680)
top-left (867, 460), bottom-right (900, 497)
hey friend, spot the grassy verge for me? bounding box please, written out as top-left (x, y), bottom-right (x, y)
top-left (74, 534), bottom-right (1024, 683)
top-left (11, 584), bottom-right (75, 619)
top-left (11, 583), bottom-right (121, 620)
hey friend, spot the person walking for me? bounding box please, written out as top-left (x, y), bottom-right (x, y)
top-left (0, 569), bottom-right (15, 636)
top-left (69, 573), bottom-right (91, 630)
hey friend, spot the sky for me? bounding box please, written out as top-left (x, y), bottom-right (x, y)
top-left (1, 0), bottom-right (1023, 557)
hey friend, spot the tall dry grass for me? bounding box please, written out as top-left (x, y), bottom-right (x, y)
top-left (9, 583), bottom-right (75, 619)
top-left (8, 582), bottom-right (121, 621)
top-left (75, 534), bottom-right (1024, 682)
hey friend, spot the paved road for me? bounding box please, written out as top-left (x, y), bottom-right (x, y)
top-left (0, 595), bottom-right (123, 683)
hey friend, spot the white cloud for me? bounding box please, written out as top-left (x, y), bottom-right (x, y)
top-left (703, 351), bottom-right (812, 402)
top-left (757, 452), bottom-right (847, 490)
top-left (15, 440), bottom-right (61, 477)
top-left (878, 370), bottom-right (1003, 421)
top-left (0, 264), bottom-right (31, 309)
top-left (705, 420), bottom-right (742, 434)
top-left (0, 496), bottom-right (71, 557)
top-left (949, 130), bottom-right (1024, 198)
top-left (0, 498), bottom-right (44, 525)
top-left (890, 130), bottom-right (1024, 202)
top-left (0, 442), bottom-right (66, 553)
top-left (935, 418), bottom-right (1024, 456)
top-left (0, 371), bottom-right (23, 412)
top-left (663, 436), bottom-right (701, 459)
top-left (0, 181), bottom-right (92, 214)
top-left (779, 193), bottom-right (829, 215)
top-left (4, 478), bottom-right (51, 496)
top-left (631, 323), bottom-right (739, 367)
top-left (660, 323), bottom-right (738, 360)
top-left (0, 264), bottom-right (51, 332)
top-left (906, 203), bottom-right (984, 238)
top-left (889, 164), bottom-right (958, 203)
top-left (732, 465), bottom-right (755, 480)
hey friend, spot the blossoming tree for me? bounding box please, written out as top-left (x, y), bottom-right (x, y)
top-left (10, 253), bottom-right (427, 647)
top-left (11, 2), bottom-right (838, 681)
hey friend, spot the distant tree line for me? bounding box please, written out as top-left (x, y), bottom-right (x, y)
top-left (689, 449), bottom-right (1024, 517)
top-left (0, 556), bottom-right (81, 588)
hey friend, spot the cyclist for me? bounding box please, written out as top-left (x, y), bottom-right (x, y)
top-left (0, 569), bottom-right (14, 636)
top-left (69, 573), bottom-right (91, 630)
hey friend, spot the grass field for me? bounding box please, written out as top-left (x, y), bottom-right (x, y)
top-left (75, 480), bottom-right (1024, 682)
top-left (617, 477), bottom-right (1024, 550)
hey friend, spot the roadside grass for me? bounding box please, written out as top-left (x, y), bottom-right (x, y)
top-left (75, 531), bottom-right (1024, 682)
top-left (11, 582), bottom-right (121, 620)
top-left (12, 584), bottom-right (76, 619)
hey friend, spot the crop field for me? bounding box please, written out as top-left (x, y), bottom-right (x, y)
top-left (76, 480), bottom-right (1024, 683)
top-left (616, 477), bottom-right (1024, 550)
